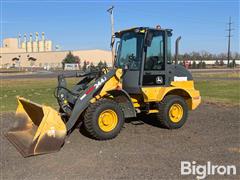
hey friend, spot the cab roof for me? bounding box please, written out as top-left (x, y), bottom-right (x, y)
top-left (115, 27), bottom-right (173, 38)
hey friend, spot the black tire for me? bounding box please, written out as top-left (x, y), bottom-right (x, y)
top-left (84, 98), bottom-right (124, 140)
top-left (157, 95), bottom-right (188, 129)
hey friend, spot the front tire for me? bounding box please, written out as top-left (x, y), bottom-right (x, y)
top-left (84, 98), bottom-right (124, 140)
top-left (157, 95), bottom-right (188, 129)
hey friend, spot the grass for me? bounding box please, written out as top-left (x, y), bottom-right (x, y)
top-left (0, 69), bottom-right (27, 73)
top-left (195, 80), bottom-right (240, 105)
top-left (0, 78), bottom-right (79, 112)
top-left (193, 71), bottom-right (240, 78)
top-left (0, 77), bottom-right (239, 112)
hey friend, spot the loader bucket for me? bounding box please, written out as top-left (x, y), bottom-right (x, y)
top-left (5, 97), bottom-right (67, 157)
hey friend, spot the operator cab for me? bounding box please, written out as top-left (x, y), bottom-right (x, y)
top-left (114, 27), bottom-right (174, 94)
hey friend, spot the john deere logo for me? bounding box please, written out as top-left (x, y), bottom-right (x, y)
top-left (156, 76), bottom-right (163, 84)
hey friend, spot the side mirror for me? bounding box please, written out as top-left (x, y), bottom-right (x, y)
top-left (113, 41), bottom-right (120, 67)
top-left (115, 41), bottom-right (120, 56)
top-left (145, 31), bottom-right (153, 47)
top-left (110, 35), bottom-right (115, 48)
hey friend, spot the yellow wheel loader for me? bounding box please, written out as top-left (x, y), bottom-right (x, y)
top-left (6, 27), bottom-right (201, 157)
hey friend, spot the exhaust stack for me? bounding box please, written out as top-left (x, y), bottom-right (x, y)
top-left (175, 36), bottom-right (181, 65)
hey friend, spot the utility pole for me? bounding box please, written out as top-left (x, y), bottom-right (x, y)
top-left (226, 16), bottom-right (233, 67)
top-left (107, 6), bottom-right (115, 67)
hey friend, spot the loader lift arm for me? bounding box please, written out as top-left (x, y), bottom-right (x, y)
top-left (55, 69), bottom-right (120, 131)
top-left (55, 70), bottom-right (98, 116)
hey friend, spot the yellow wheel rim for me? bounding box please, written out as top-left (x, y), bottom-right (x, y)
top-left (168, 103), bottom-right (183, 123)
top-left (98, 109), bottom-right (118, 132)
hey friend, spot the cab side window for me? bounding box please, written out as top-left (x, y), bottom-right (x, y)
top-left (117, 32), bottom-right (143, 70)
top-left (118, 36), bottom-right (137, 68)
top-left (144, 33), bottom-right (164, 70)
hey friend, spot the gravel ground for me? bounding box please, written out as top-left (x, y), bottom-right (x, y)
top-left (1, 103), bottom-right (239, 180)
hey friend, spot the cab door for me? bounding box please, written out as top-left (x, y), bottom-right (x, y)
top-left (119, 32), bottom-right (144, 94)
top-left (141, 31), bottom-right (169, 87)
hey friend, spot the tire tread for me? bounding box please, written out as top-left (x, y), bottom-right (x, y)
top-left (84, 98), bottom-right (124, 140)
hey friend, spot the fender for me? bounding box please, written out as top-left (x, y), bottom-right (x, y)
top-left (141, 80), bottom-right (201, 110)
top-left (107, 89), bottom-right (136, 118)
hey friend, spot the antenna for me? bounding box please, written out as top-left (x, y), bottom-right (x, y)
top-left (107, 6), bottom-right (115, 67)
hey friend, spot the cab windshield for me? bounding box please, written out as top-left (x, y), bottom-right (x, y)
top-left (116, 32), bottom-right (144, 70)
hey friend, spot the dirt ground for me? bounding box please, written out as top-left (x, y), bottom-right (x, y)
top-left (0, 103), bottom-right (239, 180)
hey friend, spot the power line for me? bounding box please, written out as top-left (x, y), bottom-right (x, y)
top-left (226, 16), bottom-right (233, 66)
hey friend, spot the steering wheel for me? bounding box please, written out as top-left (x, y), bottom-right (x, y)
top-left (128, 53), bottom-right (136, 61)
top-left (150, 56), bottom-right (163, 70)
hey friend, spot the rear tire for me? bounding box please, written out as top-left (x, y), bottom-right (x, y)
top-left (157, 95), bottom-right (188, 129)
top-left (84, 98), bottom-right (124, 140)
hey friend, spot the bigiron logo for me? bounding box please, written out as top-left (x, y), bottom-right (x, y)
top-left (181, 161), bottom-right (237, 179)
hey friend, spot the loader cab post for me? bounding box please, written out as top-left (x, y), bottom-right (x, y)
top-left (144, 30), bottom-right (153, 47)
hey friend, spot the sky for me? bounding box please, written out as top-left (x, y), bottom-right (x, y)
top-left (1, 0), bottom-right (239, 54)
